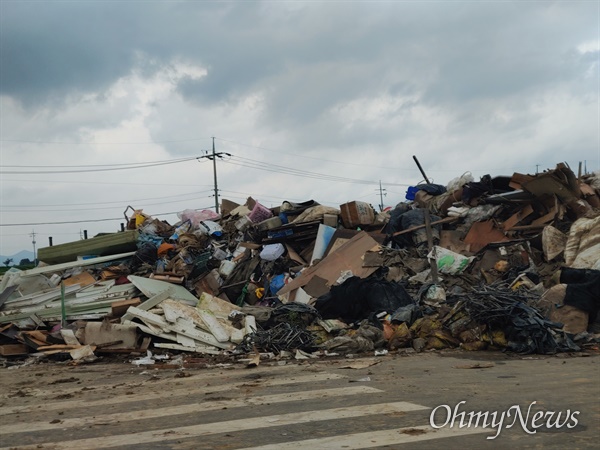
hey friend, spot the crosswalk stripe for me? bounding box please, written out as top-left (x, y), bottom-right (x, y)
top-left (0, 366), bottom-right (331, 400)
top-left (0, 385), bottom-right (382, 435)
top-left (242, 424), bottom-right (491, 449)
top-left (1, 402), bottom-right (429, 450)
top-left (0, 371), bottom-right (346, 416)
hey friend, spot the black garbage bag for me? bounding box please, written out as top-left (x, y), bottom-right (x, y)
top-left (314, 276), bottom-right (414, 323)
top-left (390, 304), bottom-right (422, 326)
top-left (560, 268), bottom-right (600, 323)
top-left (130, 242), bottom-right (157, 270)
top-left (417, 183), bottom-right (447, 196)
top-left (385, 208), bottom-right (442, 248)
top-left (462, 174), bottom-right (493, 204)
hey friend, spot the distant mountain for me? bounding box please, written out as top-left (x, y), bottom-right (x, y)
top-left (0, 250), bottom-right (35, 265)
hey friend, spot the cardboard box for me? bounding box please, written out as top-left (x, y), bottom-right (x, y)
top-left (339, 201), bottom-right (375, 228)
top-left (111, 298), bottom-right (142, 317)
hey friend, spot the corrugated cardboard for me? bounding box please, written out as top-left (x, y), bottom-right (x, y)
top-left (277, 231), bottom-right (380, 297)
top-left (339, 201), bottom-right (375, 228)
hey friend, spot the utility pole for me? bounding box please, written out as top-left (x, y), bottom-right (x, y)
top-left (535, 164), bottom-right (540, 174)
top-left (30, 229), bottom-right (37, 264)
top-left (198, 137), bottom-right (230, 214)
top-left (377, 180), bottom-right (387, 212)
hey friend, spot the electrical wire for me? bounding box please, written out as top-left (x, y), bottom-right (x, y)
top-left (0, 157), bottom-right (199, 175)
top-left (0, 156), bottom-right (198, 168)
top-left (223, 155), bottom-right (411, 187)
top-left (1, 189), bottom-right (214, 208)
top-left (1, 196), bottom-right (215, 213)
top-left (0, 137), bottom-right (211, 145)
top-left (0, 178), bottom-right (214, 188)
top-left (215, 137), bottom-right (532, 173)
top-left (215, 137), bottom-right (407, 172)
top-left (0, 207), bottom-right (213, 227)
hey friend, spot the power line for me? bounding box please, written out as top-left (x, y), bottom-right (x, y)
top-left (215, 137), bottom-right (405, 171)
top-left (0, 207), bottom-right (213, 227)
top-left (1, 189), bottom-right (214, 208)
top-left (0, 137), bottom-right (211, 145)
top-left (0, 178), bottom-right (214, 188)
top-left (0, 157), bottom-right (199, 175)
top-left (1, 195), bottom-right (215, 213)
top-left (0, 217), bottom-right (124, 227)
top-left (224, 155), bottom-right (411, 187)
top-left (0, 156), bottom-right (198, 168)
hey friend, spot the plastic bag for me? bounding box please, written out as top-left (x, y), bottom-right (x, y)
top-left (446, 172), bottom-right (474, 192)
top-left (428, 246), bottom-right (474, 275)
top-left (195, 220), bottom-right (223, 237)
top-left (177, 209), bottom-right (221, 228)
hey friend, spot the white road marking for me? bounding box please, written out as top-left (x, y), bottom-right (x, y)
top-left (0, 365), bottom-right (331, 400)
top-left (0, 385), bottom-right (383, 435)
top-left (0, 371), bottom-right (346, 416)
top-left (242, 424), bottom-right (491, 449)
top-left (1, 402), bottom-right (429, 450)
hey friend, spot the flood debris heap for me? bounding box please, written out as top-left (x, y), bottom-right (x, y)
top-left (1, 162), bottom-right (599, 365)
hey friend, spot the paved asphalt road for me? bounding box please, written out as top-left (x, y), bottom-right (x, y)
top-left (0, 350), bottom-right (598, 449)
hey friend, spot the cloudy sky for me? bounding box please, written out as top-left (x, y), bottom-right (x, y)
top-left (1, 0), bottom-right (599, 258)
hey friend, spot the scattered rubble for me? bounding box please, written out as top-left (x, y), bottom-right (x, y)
top-left (1, 162), bottom-right (599, 367)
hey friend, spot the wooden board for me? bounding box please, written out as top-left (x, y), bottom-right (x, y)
top-left (37, 231), bottom-right (139, 265)
top-left (0, 344), bottom-right (29, 356)
top-left (111, 298), bottom-right (142, 317)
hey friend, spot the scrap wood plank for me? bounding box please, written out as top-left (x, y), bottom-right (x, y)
top-left (509, 172), bottom-right (535, 190)
top-left (124, 320), bottom-right (179, 343)
top-left (37, 344), bottom-right (82, 351)
top-left (1, 298), bottom-right (116, 322)
top-left (3, 285), bottom-right (80, 308)
top-left (171, 317), bottom-right (232, 350)
top-left (120, 290), bottom-right (170, 322)
top-left (127, 275), bottom-right (198, 305)
top-left (62, 272), bottom-right (96, 288)
top-left (126, 307), bottom-right (231, 350)
top-left (391, 216), bottom-right (458, 237)
top-left (60, 329), bottom-right (81, 346)
top-left (532, 197), bottom-right (563, 226)
top-left (153, 343), bottom-right (222, 355)
top-left (176, 334), bottom-right (198, 347)
top-left (502, 204), bottom-right (534, 231)
top-left (69, 345), bottom-right (96, 360)
top-left (161, 300), bottom-right (230, 343)
top-left (0, 285), bottom-right (18, 308)
top-left (75, 280), bottom-right (116, 297)
top-left (111, 298), bottom-right (141, 317)
top-left (197, 309), bottom-right (230, 343)
top-left (127, 322), bottom-right (220, 353)
top-left (0, 344), bottom-right (29, 356)
top-left (20, 252), bottom-right (136, 277)
top-left (197, 292), bottom-right (240, 319)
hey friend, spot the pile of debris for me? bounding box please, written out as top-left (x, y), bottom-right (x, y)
top-left (1, 162), bottom-right (599, 363)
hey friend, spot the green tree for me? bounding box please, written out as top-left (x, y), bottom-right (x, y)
top-left (3, 258), bottom-right (13, 267)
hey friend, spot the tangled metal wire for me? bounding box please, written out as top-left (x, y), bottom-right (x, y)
top-left (450, 281), bottom-right (578, 354)
top-left (236, 323), bottom-right (317, 354)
